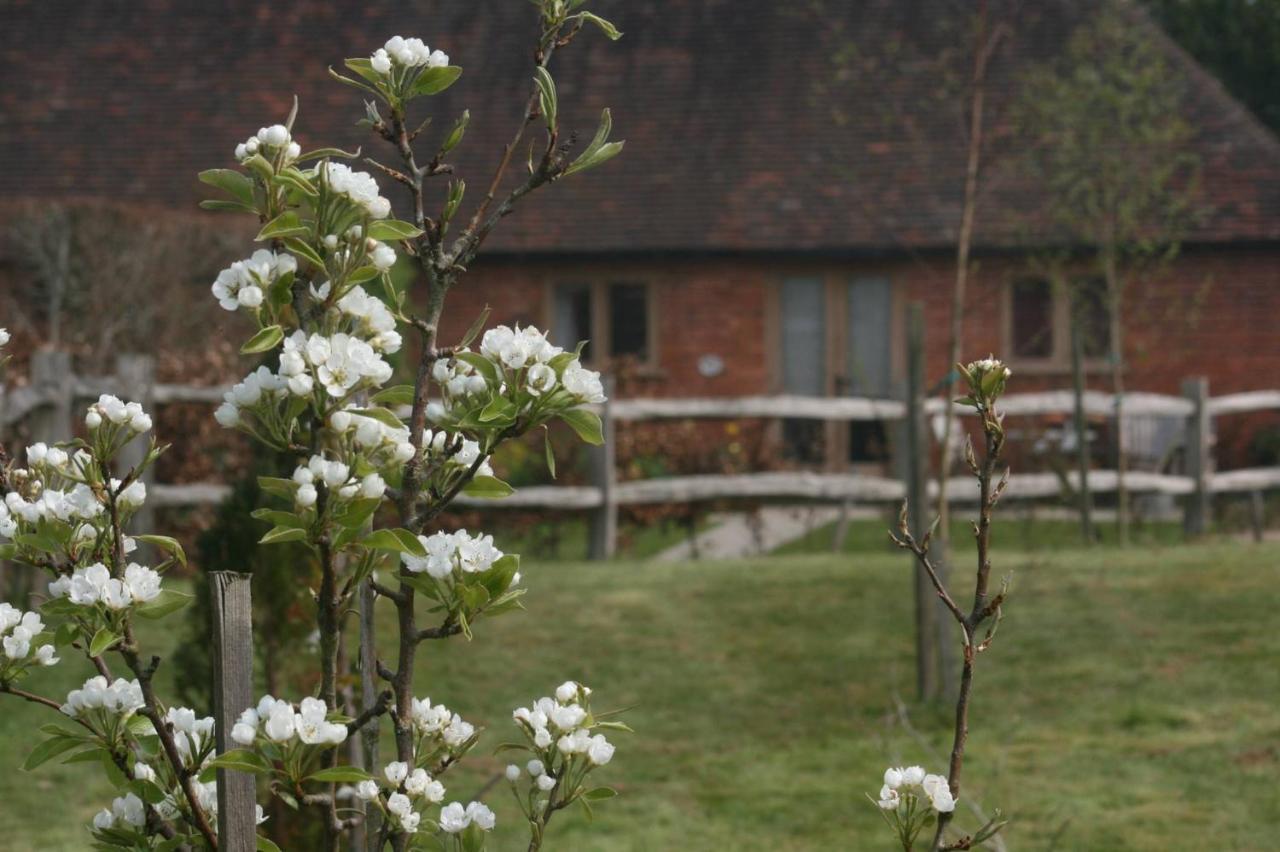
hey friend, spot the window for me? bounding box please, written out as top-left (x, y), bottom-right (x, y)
top-left (1072, 277), bottom-right (1111, 359)
top-left (551, 281), bottom-right (652, 365)
top-left (1007, 276), bottom-right (1112, 369)
top-left (1011, 278), bottom-right (1054, 359)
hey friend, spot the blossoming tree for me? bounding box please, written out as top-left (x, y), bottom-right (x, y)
top-left (0, 3), bottom-right (630, 850)
top-left (872, 358), bottom-right (1015, 851)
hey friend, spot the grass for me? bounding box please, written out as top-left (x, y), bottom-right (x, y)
top-left (0, 538), bottom-right (1277, 850)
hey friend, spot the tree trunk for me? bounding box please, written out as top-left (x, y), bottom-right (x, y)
top-left (1104, 251), bottom-right (1128, 546)
top-left (1069, 286), bottom-right (1095, 546)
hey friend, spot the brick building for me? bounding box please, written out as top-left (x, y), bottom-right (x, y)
top-left (3, 0), bottom-right (1279, 469)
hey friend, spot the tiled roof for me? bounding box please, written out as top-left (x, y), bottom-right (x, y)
top-left (2, 0), bottom-right (1278, 252)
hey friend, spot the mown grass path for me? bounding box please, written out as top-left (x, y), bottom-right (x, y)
top-left (1, 540), bottom-right (1275, 850)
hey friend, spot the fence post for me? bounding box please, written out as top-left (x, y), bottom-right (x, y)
top-left (1182, 376), bottom-right (1210, 538)
top-left (897, 303), bottom-right (940, 701)
top-left (115, 354), bottom-right (156, 536)
top-left (29, 349), bottom-right (73, 443)
top-left (210, 571), bottom-right (256, 851)
top-left (588, 377), bottom-right (617, 560)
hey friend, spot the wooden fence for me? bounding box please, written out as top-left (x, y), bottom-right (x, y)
top-left (4, 350), bottom-right (1280, 559)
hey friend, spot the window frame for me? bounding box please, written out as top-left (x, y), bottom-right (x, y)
top-left (1002, 274), bottom-right (1114, 374)
top-left (543, 278), bottom-right (659, 371)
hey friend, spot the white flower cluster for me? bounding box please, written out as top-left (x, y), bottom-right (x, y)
top-left (355, 761), bottom-right (447, 834)
top-left (968, 356), bottom-right (1012, 380)
top-left (2, 481), bottom-right (101, 532)
top-left (512, 682), bottom-right (615, 766)
top-left (292, 331), bottom-right (395, 398)
top-left (329, 408), bottom-right (417, 470)
top-left (92, 792), bottom-right (146, 831)
top-left (216, 328), bottom-right (395, 428)
top-left (409, 696), bottom-right (477, 751)
top-left (320, 226), bottom-right (398, 273)
top-left (324, 162), bottom-right (391, 219)
top-left (430, 324), bottom-right (606, 412)
top-left (438, 801), bottom-right (495, 834)
top-left (61, 675), bottom-right (145, 720)
top-left (211, 250), bottom-right (298, 312)
top-left (0, 603), bottom-right (55, 665)
top-left (234, 123), bottom-right (301, 164)
top-left (231, 695), bottom-right (348, 747)
top-left (337, 286), bottom-right (402, 353)
top-left (291, 454), bottom-right (386, 509)
top-left (430, 355), bottom-right (488, 400)
top-left (215, 365), bottom-right (299, 428)
top-left (48, 562), bottom-right (161, 611)
top-left (419, 429), bottom-right (494, 478)
top-left (877, 766), bottom-right (956, 813)
top-left (402, 530), bottom-right (502, 580)
top-left (86, 394), bottom-right (153, 433)
top-left (165, 707), bottom-right (216, 765)
top-left (371, 36), bottom-right (449, 74)
top-left (480, 325), bottom-right (563, 373)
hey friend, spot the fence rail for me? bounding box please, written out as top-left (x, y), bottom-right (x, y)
top-left (5, 349), bottom-right (1280, 557)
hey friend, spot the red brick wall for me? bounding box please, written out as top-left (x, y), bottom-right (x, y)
top-left (439, 256), bottom-right (772, 398)
top-left (434, 246), bottom-right (1278, 401)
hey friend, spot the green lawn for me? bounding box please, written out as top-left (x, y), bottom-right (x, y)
top-left (1, 539), bottom-right (1277, 850)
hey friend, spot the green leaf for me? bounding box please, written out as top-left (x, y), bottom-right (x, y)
top-left (371, 385), bottom-right (415, 406)
top-left (200, 198), bottom-right (258, 214)
top-left (408, 65), bottom-right (463, 97)
top-left (560, 408), bottom-right (604, 445)
top-left (583, 786), bottom-right (618, 800)
top-left (593, 720), bottom-right (634, 733)
top-left (257, 476), bottom-right (297, 500)
top-left (261, 526), bottom-right (308, 545)
top-left (543, 427), bottom-right (556, 479)
top-left (462, 476), bottom-right (514, 499)
top-left (454, 351), bottom-right (498, 385)
top-left (22, 736), bottom-right (83, 771)
top-left (241, 325), bottom-right (285, 354)
top-left (458, 306), bottom-right (490, 349)
top-left (283, 236), bottom-right (326, 269)
top-left (135, 589), bottom-right (194, 620)
top-left (578, 12), bottom-right (622, 40)
top-left (347, 265), bottom-right (380, 285)
top-left (200, 748), bottom-right (271, 780)
top-left (251, 508), bottom-right (305, 529)
top-left (343, 57), bottom-right (384, 86)
top-left (133, 534), bottom-right (186, 567)
top-left (243, 154), bottom-right (275, 182)
top-left (273, 168), bottom-right (318, 198)
top-left (89, 628), bottom-right (120, 657)
top-left (364, 528), bottom-right (427, 558)
top-left (328, 66), bottom-right (381, 97)
top-left (198, 168), bottom-right (256, 205)
top-left (400, 574), bottom-right (442, 601)
top-left (332, 497), bottom-right (381, 531)
top-left (307, 766), bottom-right (374, 783)
top-left (478, 553), bottom-right (520, 599)
top-left (349, 407), bottom-right (405, 430)
top-left (441, 110), bottom-right (470, 154)
top-left (257, 835), bottom-right (284, 852)
top-left (534, 67), bottom-right (557, 129)
top-left (256, 211), bottom-right (309, 241)
top-left (479, 395), bottom-right (515, 424)
top-left (366, 219), bottom-right (424, 241)
top-left (296, 146), bottom-right (361, 164)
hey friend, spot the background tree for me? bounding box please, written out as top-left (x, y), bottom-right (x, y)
top-left (1016, 0), bottom-right (1203, 545)
top-left (1147, 0), bottom-right (1280, 133)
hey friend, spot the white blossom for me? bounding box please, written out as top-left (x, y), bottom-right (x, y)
top-left (211, 250), bottom-right (296, 312)
top-left (324, 162), bottom-right (392, 220)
